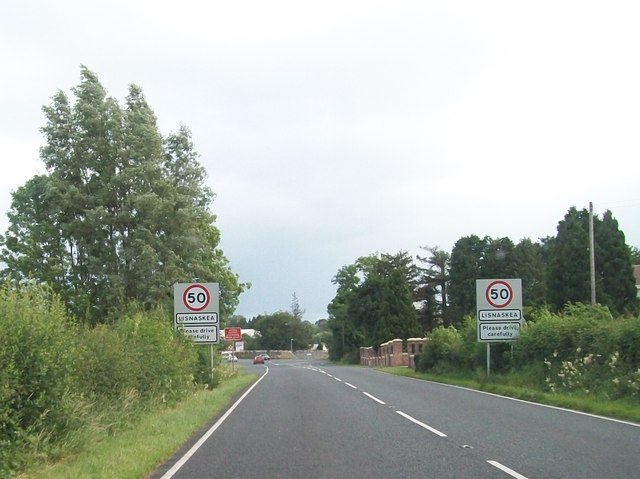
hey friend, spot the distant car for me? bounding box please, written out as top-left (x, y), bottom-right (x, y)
top-left (253, 355), bottom-right (265, 364)
top-left (260, 353), bottom-right (271, 361)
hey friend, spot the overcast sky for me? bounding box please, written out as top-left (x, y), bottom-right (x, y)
top-left (2, 1), bottom-right (639, 322)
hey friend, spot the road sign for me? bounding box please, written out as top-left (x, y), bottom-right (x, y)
top-left (478, 322), bottom-right (521, 341)
top-left (174, 283), bottom-right (220, 344)
top-left (224, 327), bottom-right (242, 341)
top-left (476, 279), bottom-right (522, 342)
top-left (182, 325), bottom-right (219, 343)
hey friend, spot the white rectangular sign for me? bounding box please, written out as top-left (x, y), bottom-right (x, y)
top-left (476, 279), bottom-right (523, 342)
top-left (181, 325), bottom-right (219, 343)
top-left (175, 312), bottom-right (219, 325)
top-left (174, 283), bottom-right (220, 344)
top-left (478, 322), bottom-right (521, 341)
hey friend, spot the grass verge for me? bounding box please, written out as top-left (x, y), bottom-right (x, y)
top-left (380, 367), bottom-right (640, 423)
top-left (17, 370), bottom-right (258, 479)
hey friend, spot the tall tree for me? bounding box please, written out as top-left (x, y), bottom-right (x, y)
top-left (480, 237), bottom-right (516, 279)
top-left (546, 206), bottom-right (636, 314)
top-left (547, 207), bottom-right (591, 310)
top-left (0, 67), bottom-right (245, 322)
top-left (512, 238), bottom-right (547, 307)
top-left (416, 246), bottom-right (449, 330)
top-left (448, 235), bottom-right (487, 324)
top-left (327, 263), bottom-right (363, 360)
top-left (594, 210), bottom-right (638, 314)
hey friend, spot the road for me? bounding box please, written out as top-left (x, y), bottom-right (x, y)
top-left (151, 358), bottom-right (640, 479)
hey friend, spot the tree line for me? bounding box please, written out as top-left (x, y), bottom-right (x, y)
top-left (0, 66), bottom-right (246, 324)
top-left (326, 208), bottom-right (639, 362)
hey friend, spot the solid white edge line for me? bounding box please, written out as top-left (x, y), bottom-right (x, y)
top-left (396, 410), bottom-right (447, 437)
top-left (377, 370), bottom-right (640, 428)
top-left (160, 367), bottom-right (269, 479)
top-left (362, 391), bottom-right (386, 405)
top-left (487, 460), bottom-right (529, 479)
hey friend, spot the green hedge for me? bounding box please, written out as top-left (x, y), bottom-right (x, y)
top-left (0, 282), bottom-right (202, 477)
top-left (420, 303), bottom-right (640, 400)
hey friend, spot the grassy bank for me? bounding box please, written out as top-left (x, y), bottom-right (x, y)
top-left (18, 371), bottom-right (258, 479)
top-left (381, 367), bottom-right (640, 423)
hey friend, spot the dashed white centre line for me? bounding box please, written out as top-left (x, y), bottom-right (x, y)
top-left (334, 377), bottom-right (343, 382)
top-left (345, 382), bottom-right (357, 389)
top-left (487, 460), bottom-right (529, 479)
top-left (362, 392), bottom-right (386, 405)
top-left (395, 411), bottom-right (447, 437)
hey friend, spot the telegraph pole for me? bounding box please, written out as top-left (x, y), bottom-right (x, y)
top-left (589, 202), bottom-right (596, 304)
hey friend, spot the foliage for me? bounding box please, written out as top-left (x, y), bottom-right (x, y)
top-left (415, 245), bottom-right (450, 331)
top-left (547, 207), bottom-right (637, 314)
top-left (0, 281), bottom-right (78, 476)
top-left (0, 67), bottom-right (246, 324)
top-left (415, 301), bottom-right (640, 404)
top-left (252, 310), bottom-right (313, 351)
top-left (327, 252), bottom-right (421, 361)
top-left (0, 282), bottom-right (204, 477)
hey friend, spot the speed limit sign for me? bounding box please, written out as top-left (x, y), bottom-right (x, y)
top-left (485, 280), bottom-right (514, 308)
top-left (476, 278), bottom-right (522, 343)
top-left (174, 283), bottom-right (220, 344)
top-left (182, 284), bottom-right (211, 311)
top-left (477, 279), bottom-right (521, 311)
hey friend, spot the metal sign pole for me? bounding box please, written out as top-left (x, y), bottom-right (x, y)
top-left (486, 343), bottom-right (491, 377)
top-left (210, 344), bottom-right (214, 385)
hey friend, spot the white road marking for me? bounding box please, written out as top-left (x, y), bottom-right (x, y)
top-left (160, 367), bottom-right (269, 479)
top-left (363, 391), bottom-right (386, 405)
top-left (487, 460), bottom-right (529, 479)
top-left (395, 411), bottom-right (447, 437)
top-left (334, 377), bottom-right (343, 382)
top-left (345, 382), bottom-right (357, 389)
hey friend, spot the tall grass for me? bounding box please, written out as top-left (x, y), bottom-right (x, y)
top-left (18, 371), bottom-right (257, 479)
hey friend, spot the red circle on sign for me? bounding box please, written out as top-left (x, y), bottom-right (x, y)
top-left (183, 284), bottom-right (210, 312)
top-left (485, 280), bottom-right (513, 308)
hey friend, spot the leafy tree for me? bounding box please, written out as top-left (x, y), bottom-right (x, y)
top-left (547, 207), bottom-right (636, 314)
top-left (253, 310), bottom-right (313, 350)
top-left (448, 235), bottom-right (487, 324)
top-left (546, 207), bottom-right (592, 311)
top-left (512, 238), bottom-right (547, 307)
top-left (327, 263), bottom-right (364, 360)
top-left (290, 292), bottom-right (305, 322)
top-left (0, 67), bottom-right (245, 323)
top-left (328, 252), bottom-right (421, 359)
top-left (416, 245), bottom-right (449, 331)
top-left (595, 210), bottom-right (638, 314)
top-left (481, 237), bottom-right (516, 279)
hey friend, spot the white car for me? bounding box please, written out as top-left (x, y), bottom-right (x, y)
top-left (221, 352), bottom-right (238, 362)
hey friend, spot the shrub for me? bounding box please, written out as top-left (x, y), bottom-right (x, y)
top-left (0, 281), bottom-right (78, 476)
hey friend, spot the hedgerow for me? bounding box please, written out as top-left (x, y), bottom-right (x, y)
top-left (420, 302), bottom-right (640, 401)
top-left (0, 282), bottom-right (203, 477)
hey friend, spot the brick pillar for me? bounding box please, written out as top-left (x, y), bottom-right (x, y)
top-left (391, 339), bottom-right (403, 366)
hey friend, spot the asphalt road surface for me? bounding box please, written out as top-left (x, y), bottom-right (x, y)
top-left (151, 358), bottom-right (640, 479)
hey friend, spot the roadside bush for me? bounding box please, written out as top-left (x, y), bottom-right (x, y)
top-left (512, 303), bottom-right (640, 399)
top-left (0, 281), bottom-right (78, 476)
top-left (78, 307), bottom-right (199, 408)
top-left (419, 326), bottom-right (463, 373)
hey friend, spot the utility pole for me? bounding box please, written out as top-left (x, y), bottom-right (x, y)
top-left (589, 202), bottom-right (596, 305)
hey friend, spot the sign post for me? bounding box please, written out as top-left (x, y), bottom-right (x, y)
top-left (476, 279), bottom-right (523, 376)
top-left (174, 283), bottom-right (220, 344)
top-left (174, 282), bottom-right (220, 384)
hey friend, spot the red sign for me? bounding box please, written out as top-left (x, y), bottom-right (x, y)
top-left (224, 327), bottom-right (242, 341)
